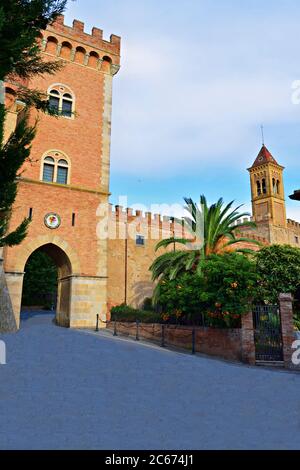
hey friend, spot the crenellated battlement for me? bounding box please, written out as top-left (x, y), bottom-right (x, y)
top-left (107, 205), bottom-right (270, 244)
top-left (41, 15), bottom-right (121, 71)
top-left (233, 216), bottom-right (254, 226)
top-left (108, 205), bottom-right (192, 240)
top-left (51, 15), bottom-right (120, 53)
top-left (243, 233), bottom-right (269, 244)
top-left (287, 218), bottom-right (300, 233)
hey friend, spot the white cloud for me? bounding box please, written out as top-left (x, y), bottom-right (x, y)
top-left (111, 28), bottom-right (300, 177)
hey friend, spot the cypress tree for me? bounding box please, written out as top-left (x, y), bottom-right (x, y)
top-left (0, 0), bottom-right (69, 331)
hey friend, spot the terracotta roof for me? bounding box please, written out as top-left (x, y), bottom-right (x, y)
top-left (251, 145), bottom-right (279, 167)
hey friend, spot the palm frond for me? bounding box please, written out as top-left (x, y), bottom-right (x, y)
top-left (224, 237), bottom-right (263, 247)
top-left (155, 237), bottom-right (189, 252)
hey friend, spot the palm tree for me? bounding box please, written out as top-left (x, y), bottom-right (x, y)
top-left (150, 195), bottom-right (261, 286)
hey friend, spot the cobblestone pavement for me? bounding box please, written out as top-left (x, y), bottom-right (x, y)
top-left (0, 311), bottom-right (299, 450)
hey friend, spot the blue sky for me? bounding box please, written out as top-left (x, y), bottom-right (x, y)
top-left (65, 0), bottom-right (300, 219)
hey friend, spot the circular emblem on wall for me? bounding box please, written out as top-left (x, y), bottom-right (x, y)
top-left (44, 213), bottom-right (61, 230)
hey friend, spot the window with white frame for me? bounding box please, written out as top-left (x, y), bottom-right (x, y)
top-left (48, 86), bottom-right (74, 118)
top-left (43, 157), bottom-right (55, 182)
top-left (42, 153), bottom-right (70, 185)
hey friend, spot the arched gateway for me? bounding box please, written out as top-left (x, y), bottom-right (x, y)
top-left (20, 240), bottom-right (77, 327)
top-left (4, 234), bottom-right (108, 329)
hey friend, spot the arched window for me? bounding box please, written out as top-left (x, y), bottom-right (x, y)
top-left (257, 181), bottom-right (261, 196)
top-left (62, 93), bottom-right (73, 117)
top-left (48, 86), bottom-right (74, 118)
top-left (262, 178), bottom-right (267, 194)
top-left (60, 41), bottom-right (72, 60)
top-left (276, 180), bottom-right (280, 195)
top-left (74, 46), bottom-right (86, 64)
top-left (57, 159), bottom-right (69, 184)
top-left (43, 157), bottom-right (55, 182)
top-left (42, 154), bottom-right (70, 185)
top-left (102, 55), bottom-right (112, 73)
top-left (48, 89), bottom-right (60, 113)
top-left (46, 36), bottom-right (58, 55)
top-left (89, 51), bottom-right (99, 68)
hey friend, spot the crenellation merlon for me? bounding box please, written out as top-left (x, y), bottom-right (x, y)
top-left (287, 219), bottom-right (300, 231)
top-left (92, 27), bottom-right (103, 40)
top-left (48, 15), bottom-right (121, 57)
top-left (109, 206), bottom-right (187, 234)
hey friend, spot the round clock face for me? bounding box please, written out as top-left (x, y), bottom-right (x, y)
top-left (44, 213), bottom-right (61, 230)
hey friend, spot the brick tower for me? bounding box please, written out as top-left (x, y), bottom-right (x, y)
top-left (3, 16), bottom-right (121, 328)
top-left (248, 146), bottom-right (300, 246)
top-left (248, 145), bottom-right (287, 228)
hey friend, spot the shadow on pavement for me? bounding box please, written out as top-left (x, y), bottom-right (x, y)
top-left (20, 310), bottom-right (56, 323)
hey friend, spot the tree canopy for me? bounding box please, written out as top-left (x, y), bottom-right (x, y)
top-left (256, 244), bottom-right (300, 303)
top-left (150, 195), bottom-right (261, 302)
top-left (0, 0), bottom-right (68, 247)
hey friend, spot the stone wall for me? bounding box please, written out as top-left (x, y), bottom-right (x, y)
top-left (107, 206), bottom-right (191, 311)
top-left (0, 259), bottom-right (17, 333)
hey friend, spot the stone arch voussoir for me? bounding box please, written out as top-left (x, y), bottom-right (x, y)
top-left (16, 235), bottom-right (81, 274)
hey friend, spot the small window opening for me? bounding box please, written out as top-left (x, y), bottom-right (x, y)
top-left (136, 235), bottom-right (145, 246)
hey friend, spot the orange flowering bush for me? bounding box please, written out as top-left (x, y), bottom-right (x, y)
top-left (157, 252), bottom-right (259, 328)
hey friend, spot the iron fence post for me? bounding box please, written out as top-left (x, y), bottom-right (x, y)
top-left (161, 324), bottom-right (166, 348)
top-left (95, 314), bottom-right (99, 332)
top-left (136, 320), bottom-right (140, 341)
top-left (114, 320), bottom-right (118, 337)
top-left (192, 328), bottom-right (196, 355)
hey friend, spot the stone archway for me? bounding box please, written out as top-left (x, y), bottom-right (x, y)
top-left (22, 243), bottom-right (73, 327)
top-left (5, 233), bottom-right (107, 330)
top-left (15, 235), bottom-right (81, 275)
top-left (6, 235), bottom-right (81, 328)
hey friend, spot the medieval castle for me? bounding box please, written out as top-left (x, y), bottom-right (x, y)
top-left (2, 16), bottom-right (300, 329)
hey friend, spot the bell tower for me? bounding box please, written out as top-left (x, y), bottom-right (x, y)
top-left (248, 145), bottom-right (287, 227)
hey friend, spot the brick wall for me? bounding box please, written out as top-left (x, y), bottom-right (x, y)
top-left (107, 322), bottom-right (243, 362)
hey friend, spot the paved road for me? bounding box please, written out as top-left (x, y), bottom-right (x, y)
top-left (0, 311), bottom-right (299, 450)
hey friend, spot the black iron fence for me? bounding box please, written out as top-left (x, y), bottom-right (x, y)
top-left (252, 304), bottom-right (283, 362)
top-left (96, 315), bottom-right (198, 355)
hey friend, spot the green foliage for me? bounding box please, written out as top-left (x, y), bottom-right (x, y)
top-left (142, 297), bottom-right (154, 311)
top-left (255, 245), bottom-right (300, 303)
top-left (156, 273), bottom-right (204, 323)
top-left (0, 0), bottom-right (67, 80)
top-left (294, 314), bottom-right (300, 332)
top-left (150, 195), bottom-right (260, 302)
top-left (157, 253), bottom-right (259, 328)
top-left (0, 110), bottom-right (35, 246)
top-left (199, 253), bottom-right (259, 326)
top-left (0, 0), bottom-right (69, 247)
top-left (110, 305), bottom-right (162, 324)
top-left (22, 251), bottom-right (57, 307)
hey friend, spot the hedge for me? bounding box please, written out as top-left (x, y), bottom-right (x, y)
top-left (110, 305), bottom-right (162, 324)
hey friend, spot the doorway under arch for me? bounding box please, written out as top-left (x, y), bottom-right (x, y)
top-left (21, 243), bottom-right (73, 327)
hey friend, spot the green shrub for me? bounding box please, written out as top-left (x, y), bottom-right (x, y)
top-left (111, 305), bottom-right (162, 323)
top-left (255, 245), bottom-right (300, 303)
top-left (157, 253), bottom-right (259, 328)
top-left (142, 297), bottom-right (154, 311)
